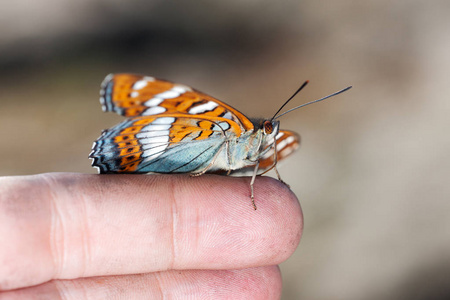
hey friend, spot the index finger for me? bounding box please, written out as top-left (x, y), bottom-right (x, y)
top-left (0, 173), bottom-right (302, 290)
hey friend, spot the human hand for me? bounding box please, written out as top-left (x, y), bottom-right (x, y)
top-left (0, 173), bottom-right (302, 299)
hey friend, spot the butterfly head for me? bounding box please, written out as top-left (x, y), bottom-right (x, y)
top-left (263, 120), bottom-right (279, 136)
top-left (261, 119), bottom-right (280, 145)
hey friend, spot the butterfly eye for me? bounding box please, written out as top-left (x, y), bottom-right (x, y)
top-left (263, 121), bottom-right (273, 134)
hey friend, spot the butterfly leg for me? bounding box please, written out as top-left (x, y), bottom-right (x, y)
top-left (226, 140), bottom-right (232, 175)
top-left (271, 143), bottom-right (290, 188)
top-left (250, 161), bottom-right (260, 210)
top-left (273, 165), bottom-right (290, 188)
top-left (259, 140), bottom-right (290, 188)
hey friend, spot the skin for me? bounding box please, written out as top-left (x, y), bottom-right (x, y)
top-left (0, 173), bottom-right (302, 299)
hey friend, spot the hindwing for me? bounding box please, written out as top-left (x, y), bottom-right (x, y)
top-left (90, 115), bottom-right (234, 173)
top-left (258, 130), bottom-right (300, 171)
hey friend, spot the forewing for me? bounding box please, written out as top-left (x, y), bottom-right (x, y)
top-left (100, 73), bottom-right (254, 135)
top-left (90, 115), bottom-right (231, 174)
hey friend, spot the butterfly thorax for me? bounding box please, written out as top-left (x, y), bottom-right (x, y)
top-left (221, 119), bottom-right (279, 171)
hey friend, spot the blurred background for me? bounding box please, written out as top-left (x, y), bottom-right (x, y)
top-left (1, 0), bottom-right (449, 299)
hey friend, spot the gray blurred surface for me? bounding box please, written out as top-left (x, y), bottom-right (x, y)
top-left (1, 1), bottom-right (449, 299)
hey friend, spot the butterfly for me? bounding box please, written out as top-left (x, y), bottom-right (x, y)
top-left (90, 73), bottom-right (351, 209)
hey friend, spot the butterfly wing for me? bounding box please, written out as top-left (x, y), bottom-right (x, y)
top-left (90, 115), bottom-right (236, 173)
top-left (100, 73), bottom-right (254, 135)
top-left (92, 73), bottom-right (257, 174)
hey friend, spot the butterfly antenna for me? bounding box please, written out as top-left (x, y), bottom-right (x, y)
top-left (271, 80), bottom-right (309, 120)
top-left (274, 86), bottom-right (352, 120)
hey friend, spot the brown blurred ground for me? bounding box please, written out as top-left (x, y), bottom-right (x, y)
top-left (1, 1), bottom-right (449, 299)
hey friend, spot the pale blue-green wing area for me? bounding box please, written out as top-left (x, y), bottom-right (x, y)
top-left (90, 115), bottom-right (232, 174)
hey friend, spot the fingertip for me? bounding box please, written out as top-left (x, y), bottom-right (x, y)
top-left (176, 175), bottom-right (303, 267)
top-left (250, 176), bottom-right (303, 264)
